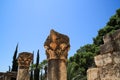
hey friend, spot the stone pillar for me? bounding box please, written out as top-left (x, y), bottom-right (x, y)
top-left (17, 52), bottom-right (33, 80)
top-left (44, 29), bottom-right (70, 80)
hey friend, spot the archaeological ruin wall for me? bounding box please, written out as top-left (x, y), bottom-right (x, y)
top-left (87, 29), bottom-right (120, 80)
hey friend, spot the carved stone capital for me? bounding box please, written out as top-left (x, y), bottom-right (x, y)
top-left (18, 52), bottom-right (33, 69)
top-left (44, 29), bottom-right (70, 61)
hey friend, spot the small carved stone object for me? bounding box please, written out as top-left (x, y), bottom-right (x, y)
top-left (17, 52), bottom-right (33, 80)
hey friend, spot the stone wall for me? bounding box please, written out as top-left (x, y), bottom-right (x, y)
top-left (0, 71), bottom-right (17, 80)
top-left (87, 29), bottom-right (120, 80)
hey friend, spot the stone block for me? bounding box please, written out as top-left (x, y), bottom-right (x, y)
top-left (103, 34), bottom-right (112, 44)
top-left (113, 52), bottom-right (120, 64)
top-left (101, 76), bottom-right (120, 80)
top-left (100, 42), bottom-right (114, 54)
top-left (114, 39), bottom-right (120, 51)
top-left (100, 65), bottom-right (120, 80)
top-left (94, 55), bottom-right (104, 67)
top-left (94, 53), bottom-right (113, 67)
top-left (114, 57), bottom-right (120, 64)
top-left (102, 53), bottom-right (113, 66)
top-left (87, 68), bottom-right (100, 80)
top-left (100, 29), bottom-right (120, 54)
top-left (112, 29), bottom-right (120, 40)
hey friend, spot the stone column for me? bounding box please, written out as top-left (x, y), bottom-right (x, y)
top-left (44, 29), bottom-right (70, 80)
top-left (17, 52), bottom-right (33, 80)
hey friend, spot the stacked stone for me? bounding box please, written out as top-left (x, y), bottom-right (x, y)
top-left (87, 29), bottom-right (120, 80)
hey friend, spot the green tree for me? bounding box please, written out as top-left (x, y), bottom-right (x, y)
top-left (34, 50), bottom-right (40, 80)
top-left (40, 71), bottom-right (43, 80)
top-left (67, 62), bottom-right (81, 80)
top-left (40, 60), bottom-right (48, 80)
top-left (11, 44), bottom-right (18, 80)
top-left (11, 44), bottom-right (18, 71)
top-left (69, 44), bottom-right (98, 80)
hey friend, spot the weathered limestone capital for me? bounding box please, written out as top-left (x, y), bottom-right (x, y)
top-left (18, 52), bottom-right (33, 69)
top-left (44, 29), bottom-right (70, 80)
top-left (44, 29), bottom-right (70, 61)
top-left (17, 52), bottom-right (33, 80)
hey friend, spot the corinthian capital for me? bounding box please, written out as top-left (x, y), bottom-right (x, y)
top-left (44, 29), bottom-right (70, 61)
top-left (18, 52), bottom-right (33, 69)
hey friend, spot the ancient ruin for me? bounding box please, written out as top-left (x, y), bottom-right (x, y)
top-left (0, 71), bottom-right (17, 80)
top-left (44, 29), bottom-right (70, 80)
top-left (87, 29), bottom-right (120, 80)
top-left (17, 52), bottom-right (33, 80)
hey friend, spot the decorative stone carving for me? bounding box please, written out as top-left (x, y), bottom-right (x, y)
top-left (44, 29), bottom-right (70, 80)
top-left (17, 52), bottom-right (33, 80)
top-left (44, 29), bottom-right (70, 61)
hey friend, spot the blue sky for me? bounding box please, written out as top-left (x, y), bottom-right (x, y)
top-left (0, 0), bottom-right (120, 72)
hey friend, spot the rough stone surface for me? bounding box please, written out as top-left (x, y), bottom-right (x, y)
top-left (113, 52), bottom-right (120, 64)
top-left (47, 60), bottom-right (67, 80)
top-left (87, 29), bottom-right (120, 80)
top-left (100, 41), bottom-right (115, 54)
top-left (94, 53), bottom-right (113, 67)
top-left (17, 52), bottom-right (33, 80)
top-left (44, 29), bottom-right (70, 80)
top-left (103, 34), bottom-right (112, 44)
top-left (17, 69), bottom-right (29, 80)
top-left (87, 68), bottom-right (100, 80)
top-left (112, 29), bottom-right (120, 40)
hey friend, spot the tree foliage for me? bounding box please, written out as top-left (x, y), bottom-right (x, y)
top-left (34, 50), bottom-right (40, 80)
top-left (69, 44), bottom-right (98, 80)
top-left (11, 44), bottom-right (18, 72)
top-left (11, 44), bottom-right (18, 80)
